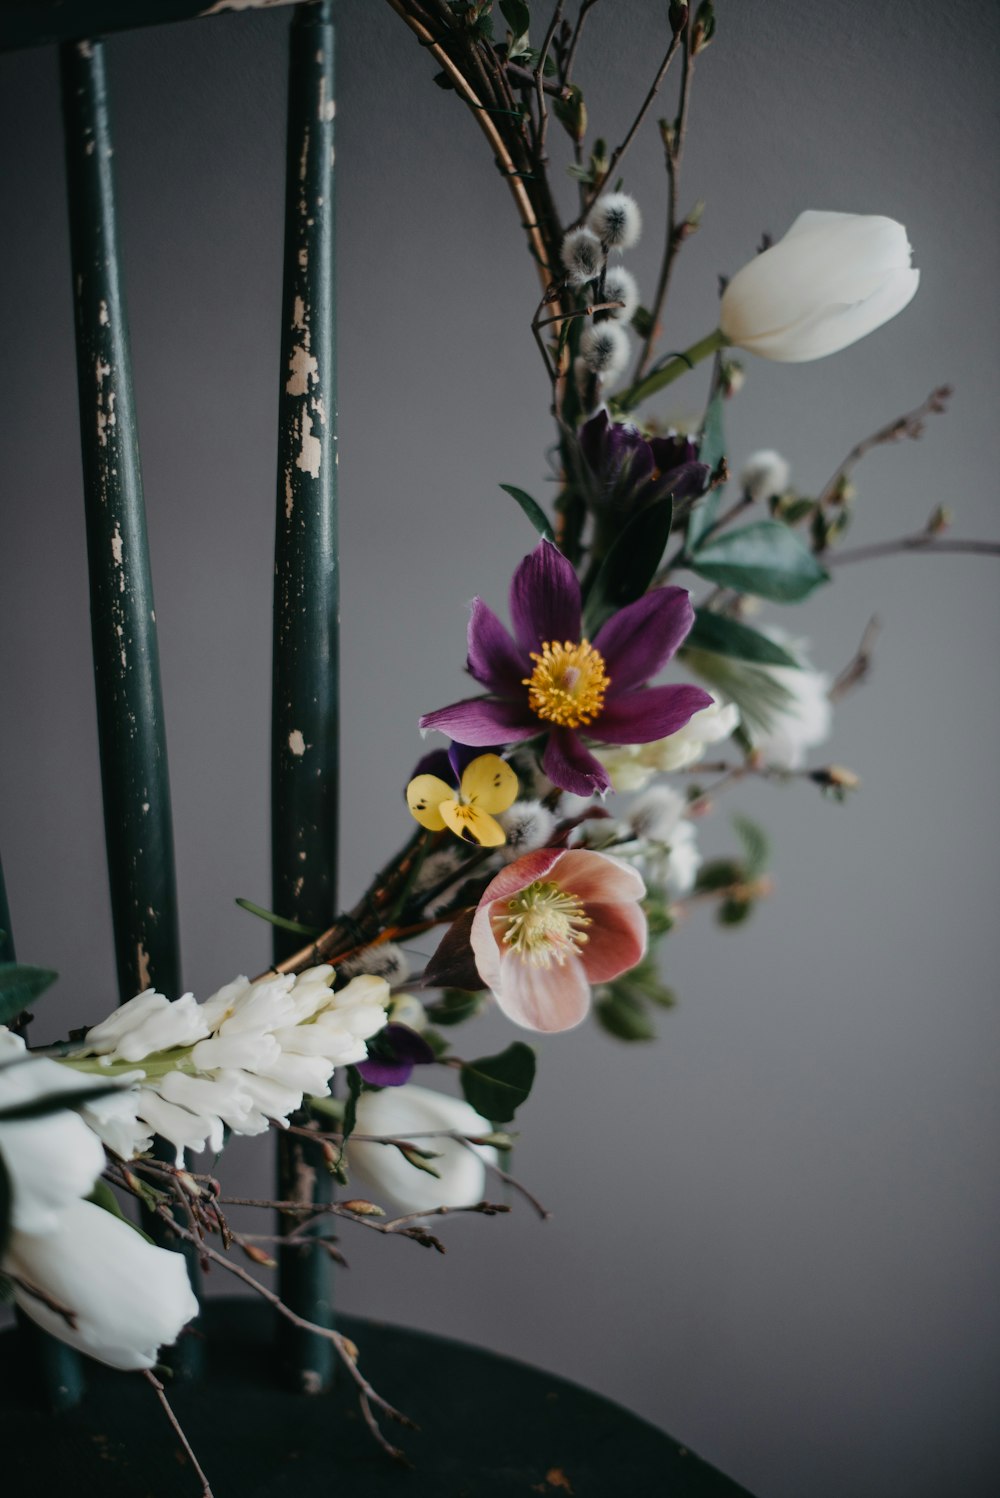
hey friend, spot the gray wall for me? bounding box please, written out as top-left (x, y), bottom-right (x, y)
top-left (1, 3), bottom-right (998, 1494)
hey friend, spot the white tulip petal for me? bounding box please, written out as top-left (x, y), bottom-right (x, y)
top-left (347, 1084), bottom-right (497, 1216)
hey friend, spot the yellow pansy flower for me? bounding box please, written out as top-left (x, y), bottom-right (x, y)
top-left (406, 753), bottom-right (518, 847)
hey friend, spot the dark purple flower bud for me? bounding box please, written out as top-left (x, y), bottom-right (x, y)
top-left (578, 410), bottom-right (709, 517)
top-left (356, 1024), bottom-right (436, 1088)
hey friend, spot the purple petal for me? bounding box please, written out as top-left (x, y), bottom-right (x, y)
top-left (355, 1024), bottom-right (436, 1088)
top-left (509, 540), bottom-right (581, 655)
top-left (448, 739), bottom-right (502, 782)
top-left (410, 747), bottom-right (453, 783)
top-left (593, 587), bottom-right (696, 696)
top-left (578, 409), bottom-right (613, 474)
top-left (421, 695), bottom-right (539, 746)
top-left (595, 684), bottom-right (715, 744)
top-left (542, 728), bottom-right (612, 797)
top-left (650, 434), bottom-right (699, 471)
top-left (467, 598), bottom-right (530, 694)
top-left (648, 461), bottom-right (711, 505)
top-left (355, 1056), bottom-right (414, 1087)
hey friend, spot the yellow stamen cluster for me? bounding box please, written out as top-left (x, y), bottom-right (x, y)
top-left (494, 880), bottom-right (591, 969)
top-left (524, 639), bottom-right (611, 729)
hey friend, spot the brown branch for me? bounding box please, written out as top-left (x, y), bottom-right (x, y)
top-left (143, 1371), bottom-right (215, 1498)
top-left (561, 0), bottom-right (601, 86)
top-left (534, 1), bottom-right (566, 158)
top-left (830, 615), bottom-right (881, 703)
top-left (816, 385), bottom-right (952, 507)
top-left (827, 533), bottom-right (1000, 567)
top-left (576, 27), bottom-right (683, 217)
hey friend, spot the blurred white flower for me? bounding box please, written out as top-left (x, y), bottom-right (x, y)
top-left (624, 785), bottom-right (702, 897)
top-left (602, 265), bottom-right (640, 322)
top-left (598, 698), bottom-right (740, 790)
top-left (497, 799), bottom-right (557, 861)
top-left (6, 1198), bottom-right (198, 1371)
top-left (73, 969), bottom-right (390, 1164)
top-left (0, 1031), bottom-right (108, 1235)
top-left (747, 638), bottom-right (832, 769)
top-left (347, 1084), bottom-right (497, 1216)
top-left (740, 449), bottom-right (790, 503)
top-left (720, 211), bottom-right (919, 362)
top-left (587, 192), bottom-right (642, 250)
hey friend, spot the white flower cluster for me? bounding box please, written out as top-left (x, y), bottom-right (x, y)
top-left (572, 785), bottom-right (703, 898)
top-left (0, 1031), bottom-right (198, 1370)
top-left (562, 191), bottom-right (643, 390)
top-left (74, 967), bottom-right (390, 1164)
top-left (597, 698), bottom-right (741, 792)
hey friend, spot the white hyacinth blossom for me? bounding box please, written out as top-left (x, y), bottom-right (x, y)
top-left (68, 968), bottom-right (391, 1163)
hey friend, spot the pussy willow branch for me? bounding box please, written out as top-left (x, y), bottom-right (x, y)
top-left (142, 1371), bottom-right (215, 1498)
top-left (633, 8), bottom-right (696, 381)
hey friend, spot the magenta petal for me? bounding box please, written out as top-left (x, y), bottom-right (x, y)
top-left (466, 598), bottom-right (530, 694)
top-left (495, 950), bottom-right (591, 1033)
top-left (595, 684), bottom-right (715, 744)
top-left (420, 696), bottom-right (539, 746)
top-left (594, 587), bottom-right (695, 697)
top-left (509, 540), bottom-right (582, 655)
top-left (581, 900), bottom-right (648, 983)
top-left (542, 728), bottom-right (612, 797)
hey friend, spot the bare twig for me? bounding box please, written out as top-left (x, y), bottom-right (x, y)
top-left (453, 1136), bottom-right (551, 1220)
top-left (816, 385), bottom-right (952, 508)
top-left (561, 0), bottom-right (601, 85)
top-left (828, 533), bottom-right (1000, 568)
top-left (534, 1), bottom-right (566, 158)
top-left (143, 1370), bottom-right (215, 1498)
top-left (575, 27), bottom-right (683, 216)
top-left (830, 615), bottom-right (881, 702)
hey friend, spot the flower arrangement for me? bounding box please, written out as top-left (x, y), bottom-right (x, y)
top-left (1, 1), bottom-right (996, 1490)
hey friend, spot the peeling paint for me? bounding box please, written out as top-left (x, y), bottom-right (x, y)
top-left (96, 356), bottom-right (110, 387)
top-left (136, 942), bottom-right (151, 990)
top-left (288, 729), bottom-right (306, 757)
top-left (98, 300), bottom-right (109, 326)
top-left (286, 343), bottom-right (318, 397)
top-left (299, 128), bottom-right (309, 183)
top-left (292, 295), bottom-right (307, 333)
top-left (296, 412), bottom-right (322, 478)
top-left (297, 246), bottom-right (308, 269)
top-left (77, 39), bottom-right (93, 58)
top-left (318, 79), bottom-right (335, 123)
top-left (111, 525), bottom-right (123, 565)
top-left (284, 470), bottom-right (294, 519)
top-left (293, 876), bottom-right (304, 898)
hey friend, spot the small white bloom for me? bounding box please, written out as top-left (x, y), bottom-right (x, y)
top-left (740, 449), bottom-right (790, 503)
top-left (84, 989), bottom-right (210, 1063)
top-left (620, 788), bottom-right (702, 896)
top-left (0, 1032), bottom-right (108, 1235)
top-left (338, 942), bottom-right (410, 985)
top-left (347, 1084), bottom-right (498, 1216)
top-left (81, 1087), bottom-right (151, 1161)
top-left (720, 210), bottom-right (919, 362)
top-left (626, 784), bottom-right (688, 844)
top-left (748, 638), bottom-right (832, 769)
top-left (602, 264), bottom-right (640, 321)
top-left (133, 1088), bottom-right (222, 1159)
top-left (497, 800), bottom-right (557, 861)
top-left (561, 226), bottom-right (603, 284)
top-left (388, 992), bottom-right (428, 1031)
top-left (579, 321), bottom-right (630, 379)
top-left (6, 1197), bottom-right (198, 1371)
top-left (598, 698), bottom-right (740, 789)
top-left (587, 191), bottom-right (642, 251)
top-left (189, 1030), bottom-right (281, 1073)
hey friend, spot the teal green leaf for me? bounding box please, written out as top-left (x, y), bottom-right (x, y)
top-left (0, 963), bottom-right (58, 1025)
top-left (681, 646), bottom-right (794, 736)
top-left (460, 1042), bottom-right (536, 1123)
top-left (687, 610), bottom-right (801, 669)
top-left (690, 521), bottom-right (830, 603)
top-left (686, 388), bottom-right (726, 552)
top-left (583, 495), bottom-right (673, 635)
top-left (499, 484), bottom-right (555, 542)
top-left (235, 898), bottom-right (323, 937)
top-left (732, 814), bottom-right (770, 880)
top-left (595, 990), bottom-right (656, 1041)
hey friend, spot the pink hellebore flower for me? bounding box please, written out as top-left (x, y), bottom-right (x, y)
top-left (470, 847), bottom-right (647, 1033)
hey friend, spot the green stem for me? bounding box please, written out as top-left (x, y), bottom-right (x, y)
top-left (612, 328), bottom-right (727, 413)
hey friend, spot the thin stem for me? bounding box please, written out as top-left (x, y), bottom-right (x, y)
top-left (828, 534), bottom-right (1000, 567)
top-left (613, 327), bottom-right (726, 412)
top-left (576, 27), bottom-right (683, 216)
top-left (142, 1371), bottom-right (215, 1498)
top-left (561, 0), bottom-right (600, 85)
top-left (534, 1), bottom-right (565, 158)
top-left (816, 384), bottom-right (952, 508)
top-left (633, 10), bottom-right (696, 381)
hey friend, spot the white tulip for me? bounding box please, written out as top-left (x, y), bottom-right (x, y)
top-left (719, 211), bottom-right (919, 362)
top-left (347, 1084), bottom-right (497, 1216)
top-left (0, 1031), bottom-right (107, 1235)
top-left (6, 1197), bottom-right (198, 1371)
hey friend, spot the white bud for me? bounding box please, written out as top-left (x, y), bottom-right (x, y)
top-left (602, 265), bottom-right (640, 322)
top-left (497, 800), bottom-right (557, 861)
top-left (587, 192), bottom-right (642, 251)
top-left (338, 941), bottom-right (410, 985)
top-left (740, 449), bottom-right (791, 503)
top-left (579, 321), bottom-right (630, 379)
top-left (627, 785), bottom-right (688, 843)
top-left (561, 226), bottom-right (603, 284)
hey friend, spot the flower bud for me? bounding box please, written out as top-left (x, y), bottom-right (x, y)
top-left (561, 227), bottom-right (603, 285)
top-left (497, 800), bottom-right (557, 861)
top-left (740, 449), bottom-right (791, 503)
top-left (602, 265), bottom-right (640, 323)
top-left (587, 192), bottom-right (642, 251)
top-left (579, 322), bottom-right (630, 379)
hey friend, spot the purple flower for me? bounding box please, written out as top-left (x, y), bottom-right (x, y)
top-left (419, 541), bottom-right (713, 797)
top-left (578, 410), bottom-right (708, 518)
top-left (356, 1024), bottom-right (436, 1088)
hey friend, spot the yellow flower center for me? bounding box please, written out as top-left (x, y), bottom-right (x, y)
top-left (494, 880), bottom-right (591, 968)
top-left (523, 639), bottom-right (610, 729)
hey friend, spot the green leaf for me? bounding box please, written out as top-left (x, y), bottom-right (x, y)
top-left (695, 858), bottom-right (744, 893)
top-left (718, 897), bottom-right (754, 926)
top-left (690, 521), bottom-right (830, 603)
top-left (0, 1082), bottom-right (125, 1124)
top-left (583, 495), bottom-right (673, 635)
top-left (732, 813), bottom-right (770, 879)
top-left (460, 1042), bottom-right (536, 1123)
top-left (681, 647), bottom-right (794, 736)
top-left (0, 962), bottom-right (58, 1025)
top-left (337, 1067), bottom-right (363, 1171)
top-left (686, 388), bottom-right (726, 552)
top-left (424, 989), bottom-right (486, 1027)
top-left (88, 1179), bottom-right (154, 1243)
top-left (235, 898), bottom-right (323, 937)
top-left (499, 0), bottom-right (531, 38)
top-left (499, 484), bottom-right (554, 542)
top-left (595, 990), bottom-right (656, 1041)
top-left (686, 610), bottom-right (801, 669)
